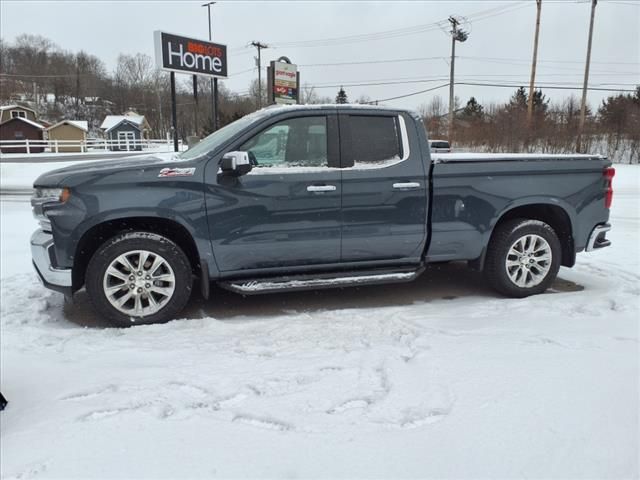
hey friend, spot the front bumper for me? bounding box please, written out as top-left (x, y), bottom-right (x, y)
top-left (30, 229), bottom-right (72, 294)
top-left (586, 223), bottom-right (612, 252)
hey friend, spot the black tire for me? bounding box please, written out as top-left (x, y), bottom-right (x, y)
top-left (86, 232), bottom-right (193, 327)
top-left (484, 219), bottom-right (561, 298)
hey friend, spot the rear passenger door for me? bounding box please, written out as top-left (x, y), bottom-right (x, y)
top-left (339, 111), bottom-right (428, 262)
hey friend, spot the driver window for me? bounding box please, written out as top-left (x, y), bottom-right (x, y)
top-left (239, 116), bottom-right (328, 168)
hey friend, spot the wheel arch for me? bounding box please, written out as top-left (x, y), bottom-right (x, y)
top-left (72, 216), bottom-right (201, 291)
top-left (475, 201), bottom-right (576, 271)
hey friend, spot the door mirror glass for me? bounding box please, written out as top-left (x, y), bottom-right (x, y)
top-left (220, 151), bottom-right (252, 176)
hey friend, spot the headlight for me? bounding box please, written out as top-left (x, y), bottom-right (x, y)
top-left (31, 187), bottom-right (70, 232)
top-left (33, 187), bottom-right (70, 203)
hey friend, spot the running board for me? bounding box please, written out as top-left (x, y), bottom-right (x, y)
top-left (219, 267), bottom-right (424, 295)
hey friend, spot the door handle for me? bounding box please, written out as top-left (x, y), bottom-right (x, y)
top-left (307, 185), bottom-right (337, 192)
top-left (392, 182), bottom-right (421, 190)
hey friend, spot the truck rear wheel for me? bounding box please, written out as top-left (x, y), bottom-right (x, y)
top-left (86, 232), bottom-right (193, 327)
top-left (484, 219), bottom-right (561, 298)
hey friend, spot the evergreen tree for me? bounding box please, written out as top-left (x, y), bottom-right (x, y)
top-left (507, 87), bottom-right (528, 112)
top-left (531, 89), bottom-right (549, 115)
top-left (335, 87), bottom-right (348, 104)
top-left (597, 92), bottom-right (636, 138)
top-left (461, 96), bottom-right (484, 119)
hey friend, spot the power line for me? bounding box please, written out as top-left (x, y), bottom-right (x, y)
top-left (298, 56), bottom-right (446, 67)
top-left (3, 71), bottom-right (634, 87)
top-left (459, 55), bottom-right (639, 66)
top-left (309, 78), bottom-right (450, 89)
top-left (455, 81), bottom-right (636, 92)
top-left (0, 72), bottom-right (97, 78)
top-left (228, 67), bottom-right (256, 77)
top-left (304, 74), bottom-right (637, 89)
top-left (366, 81), bottom-right (636, 104)
top-left (2, 54), bottom-right (634, 81)
top-left (368, 84), bottom-right (451, 103)
top-left (297, 55), bottom-right (640, 69)
top-left (600, 1), bottom-right (640, 6)
top-left (266, 3), bottom-right (529, 49)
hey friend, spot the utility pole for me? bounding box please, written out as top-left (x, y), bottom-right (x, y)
top-left (527, 0), bottom-right (542, 126)
top-left (193, 75), bottom-right (199, 136)
top-left (447, 16), bottom-right (468, 144)
top-left (75, 58), bottom-right (81, 116)
top-left (251, 41), bottom-right (268, 108)
top-left (448, 16), bottom-right (458, 144)
top-left (170, 72), bottom-right (178, 152)
top-left (202, 2), bottom-right (218, 131)
top-left (577, 0), bottom-right (597, 153)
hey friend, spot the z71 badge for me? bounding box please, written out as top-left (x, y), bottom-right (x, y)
top-left (158, 167), bottom-right (196, 178)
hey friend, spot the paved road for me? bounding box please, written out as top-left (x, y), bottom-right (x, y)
top-left (0, 188), bottom-right (32, 196)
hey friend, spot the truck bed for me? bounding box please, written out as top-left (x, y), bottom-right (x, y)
top-left (427, 152), bottom-right (611, 265)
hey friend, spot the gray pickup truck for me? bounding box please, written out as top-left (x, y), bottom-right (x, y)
top-left (31, 105), bottom-right (615, 326)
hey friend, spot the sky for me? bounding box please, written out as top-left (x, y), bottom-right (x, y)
top-left (1, 0), bottom-right (639, 111)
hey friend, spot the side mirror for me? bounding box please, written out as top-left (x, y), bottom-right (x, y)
top-left (220, 151), bottom-right (252, 176)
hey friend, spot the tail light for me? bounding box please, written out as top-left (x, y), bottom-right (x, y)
top-left (604, 167), bottom-right (615, 209)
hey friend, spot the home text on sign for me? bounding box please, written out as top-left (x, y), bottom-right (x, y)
top-left (154, 31), bottom-right (227, 78)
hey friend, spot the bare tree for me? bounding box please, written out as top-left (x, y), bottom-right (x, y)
top-left (419, 96), bottom-right (447, 139)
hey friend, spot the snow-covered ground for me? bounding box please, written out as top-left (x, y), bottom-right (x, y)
top-left (0, 143), bottom-right (186, 161)
top-left (0, 166), bottom-right (638, 479)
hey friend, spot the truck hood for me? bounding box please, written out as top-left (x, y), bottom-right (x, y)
top-left (33, 153), bottom-right (184, 187)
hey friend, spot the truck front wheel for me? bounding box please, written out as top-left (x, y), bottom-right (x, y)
top-left (484, 219), bottom-right (561, 298)
top-left (85, 232), bottom-right (193, 327)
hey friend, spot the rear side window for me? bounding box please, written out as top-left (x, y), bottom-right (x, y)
top-left (349, 115), bottom-right (402, 165)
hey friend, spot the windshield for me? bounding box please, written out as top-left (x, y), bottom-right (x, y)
top-left (179, 110), bottom-right (267, 161)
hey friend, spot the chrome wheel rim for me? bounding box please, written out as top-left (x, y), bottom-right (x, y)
top-left (103, 250), bottom-right (175, 318)
top-left (505, 234), bottom-right (552, 288)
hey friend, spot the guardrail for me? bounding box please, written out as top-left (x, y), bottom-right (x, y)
top-left (0, 138), bottom-right (184, 155)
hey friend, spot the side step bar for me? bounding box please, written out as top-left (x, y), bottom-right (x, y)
top-left (218, 267), bottom-right (425, 295)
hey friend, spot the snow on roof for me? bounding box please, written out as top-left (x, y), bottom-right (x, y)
top-left (48, 120), bottom-right (88, 132)
top-left (100, 115), bottom-right (145, 130)
top-left (260, 103), bottom-right (408, 113)
top-left (1, 116), bottom-right (45, 129)
top-left (69, 120), bottom-right (88, 131)
top-left (0, 104), bottom-right (37, 114)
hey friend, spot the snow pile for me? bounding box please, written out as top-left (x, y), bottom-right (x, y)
top-left (0, 161), bottom-right (97, 192)
top-left (0, 166), bottom-right (638, 478)
top-left (0, 152), bottom-right (178, 193)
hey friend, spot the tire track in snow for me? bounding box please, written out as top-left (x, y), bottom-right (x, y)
top-left (231, 414), bottom-right (293, 432)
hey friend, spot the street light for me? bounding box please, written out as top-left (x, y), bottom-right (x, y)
top-left (202, 2), bottom-right (218, 131)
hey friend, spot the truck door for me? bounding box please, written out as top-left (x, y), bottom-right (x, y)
top-left (339, 111), bottom-right (428, 262)
top-left (205, 113), bottom-right (342, 273)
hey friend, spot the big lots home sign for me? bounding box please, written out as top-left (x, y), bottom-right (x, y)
top-left (154, 31), bottom-right (227, 78)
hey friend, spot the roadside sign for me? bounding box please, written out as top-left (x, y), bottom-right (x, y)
top-left (271, 61), bottom-right (298, 104)
top-left (154, 31), bottom-right (227, 78)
